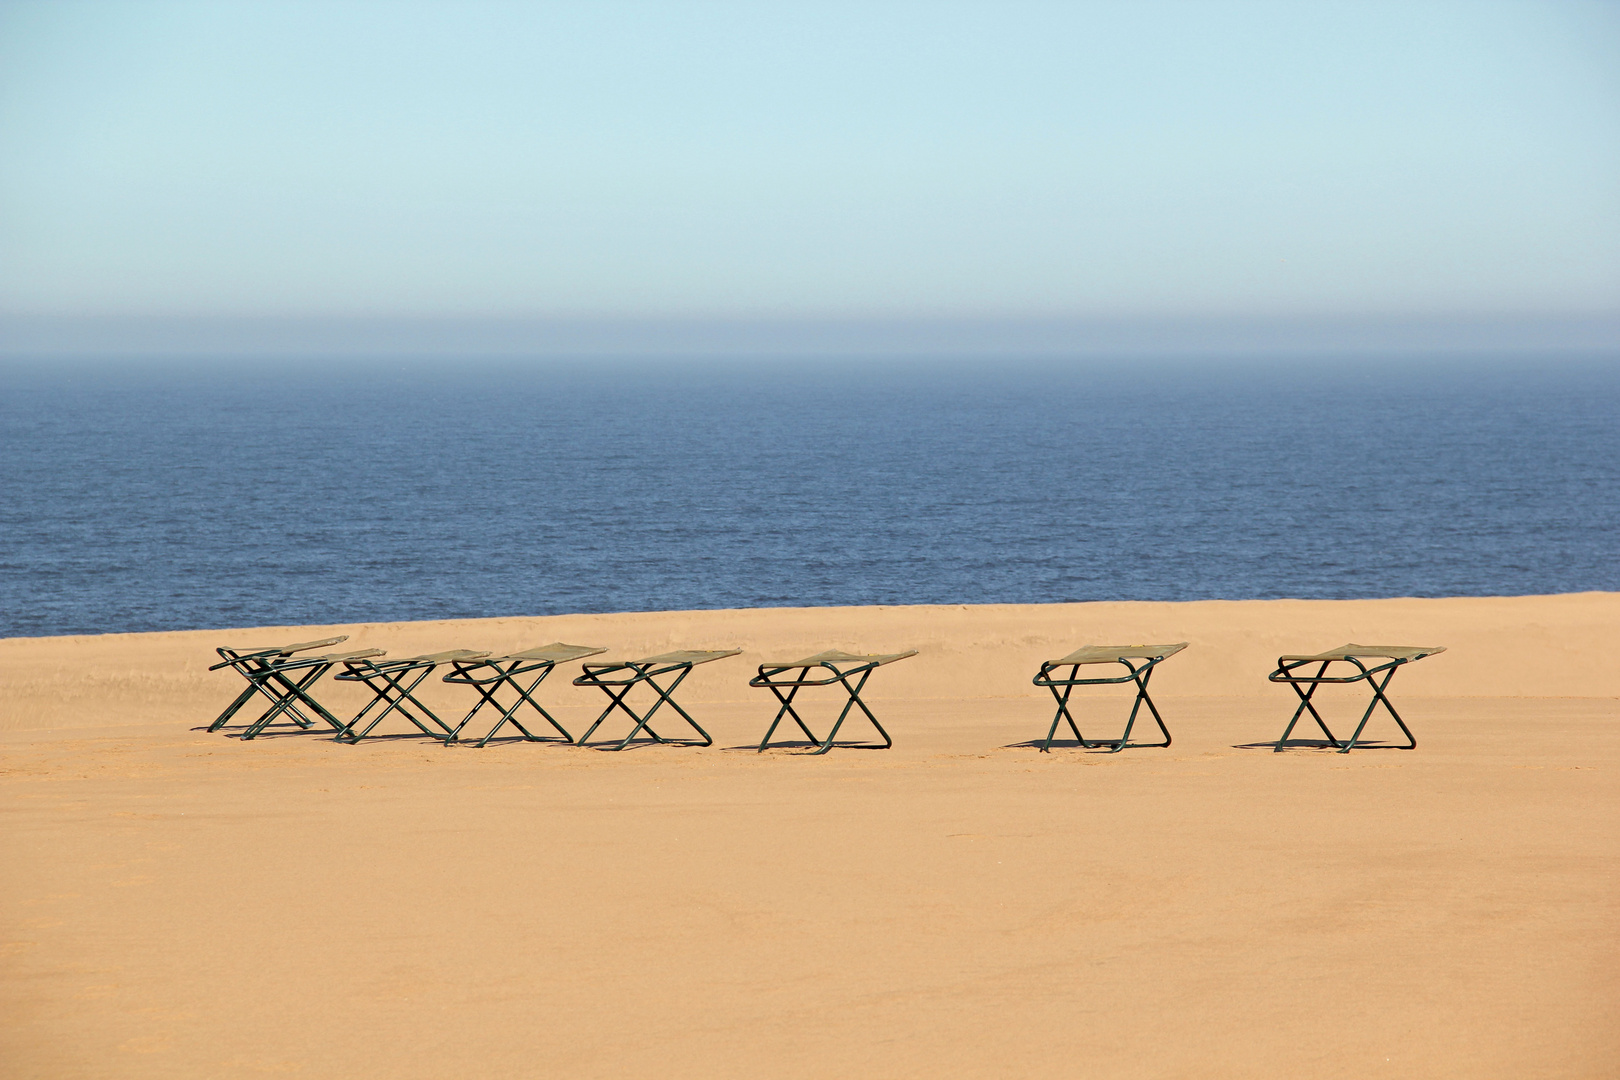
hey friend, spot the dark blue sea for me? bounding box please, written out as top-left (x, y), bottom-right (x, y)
top-left (1, 354), bottom-right (1616, 639)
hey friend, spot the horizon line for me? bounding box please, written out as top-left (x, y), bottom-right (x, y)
top-left (4, 312), bottom-right (1619, 359)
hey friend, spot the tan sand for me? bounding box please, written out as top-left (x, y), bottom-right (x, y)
top-left (2, 593), bottom-right (1616, 1077)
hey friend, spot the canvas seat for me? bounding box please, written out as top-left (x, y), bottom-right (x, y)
top-left (1031, 643), bottom-right (1187, 752)
top-left (1268, 644), bottom-right (1445, 752)
top-left (749, 649), bottom-right (917, 754)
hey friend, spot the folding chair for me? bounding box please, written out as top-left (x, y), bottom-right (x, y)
top-left (441, 643), bottom-right (607, 746)
top-left (208, 638), bottom-right (387, 739)
top-left (572, 650), bottom-right (740, 750)
top-left (1268, 644), bottom-right (1445, 753)
top-left (334, 650), bottom-right (491, 743)
top-left (1032, 643), bottom-right (1187, 753)
top-left (750, 649), bottom-right (917, 754)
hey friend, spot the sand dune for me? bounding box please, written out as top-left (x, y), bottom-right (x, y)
top-left (2, 594), bottom-right (1617, 1077)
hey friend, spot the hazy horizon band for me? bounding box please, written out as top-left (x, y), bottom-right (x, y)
top-left (5, 314), bottom-right (1620, 360)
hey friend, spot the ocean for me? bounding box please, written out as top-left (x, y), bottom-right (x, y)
top-left (1, 354), bottom-right (1616, 638)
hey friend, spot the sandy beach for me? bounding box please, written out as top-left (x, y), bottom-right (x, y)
top-left (3, 593), bottom-right (1616, 1078)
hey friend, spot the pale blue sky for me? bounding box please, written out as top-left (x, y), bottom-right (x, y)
top-left (1, 0), bottom-right (1617, 326)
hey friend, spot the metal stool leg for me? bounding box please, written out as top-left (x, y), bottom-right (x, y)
top-left (812, 667), bottom-right (890, 754)
top-left (1339, 665), bottom-right (1416, 752)
top-left (757, 676), bottom-right (819, 751)
top-left (1040, 669), bottom-right (1088, 752)
top-left (1274, 661), bottom-right (1343, 751)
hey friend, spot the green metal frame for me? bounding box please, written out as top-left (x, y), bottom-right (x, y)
top-left (208, 638), bottom-right (386, 740)
top-left (441, 644), bottom-right (606, 747)
top-left (572, 650), bottom-right (740, 751)
top-left (1268, 645), bottom-right (1444, 753)
top-left (1031, 643), bottom-right (1187, 753)
top-left (334, 650), bottom-right (491, 743)
top-left (749, 650), bottom-right (917, 754)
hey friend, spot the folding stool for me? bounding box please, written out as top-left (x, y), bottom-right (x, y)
top-left (441, 643), bottom-right (606, 746)
top-left (335, 650), bottom-right (491, 743)
top-left (573, 650), bottom-right (740, 750)
top-left (208, 636), bottom-right (348, 731)
top-left (1032, 643), bottom-right (1187, 752)
top-left (209, 637), bottom-right (386, 739)
top-left (1269, 644), bottom-right (1445, 752)
top-left (750, 649), bottom-right (917, 754)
